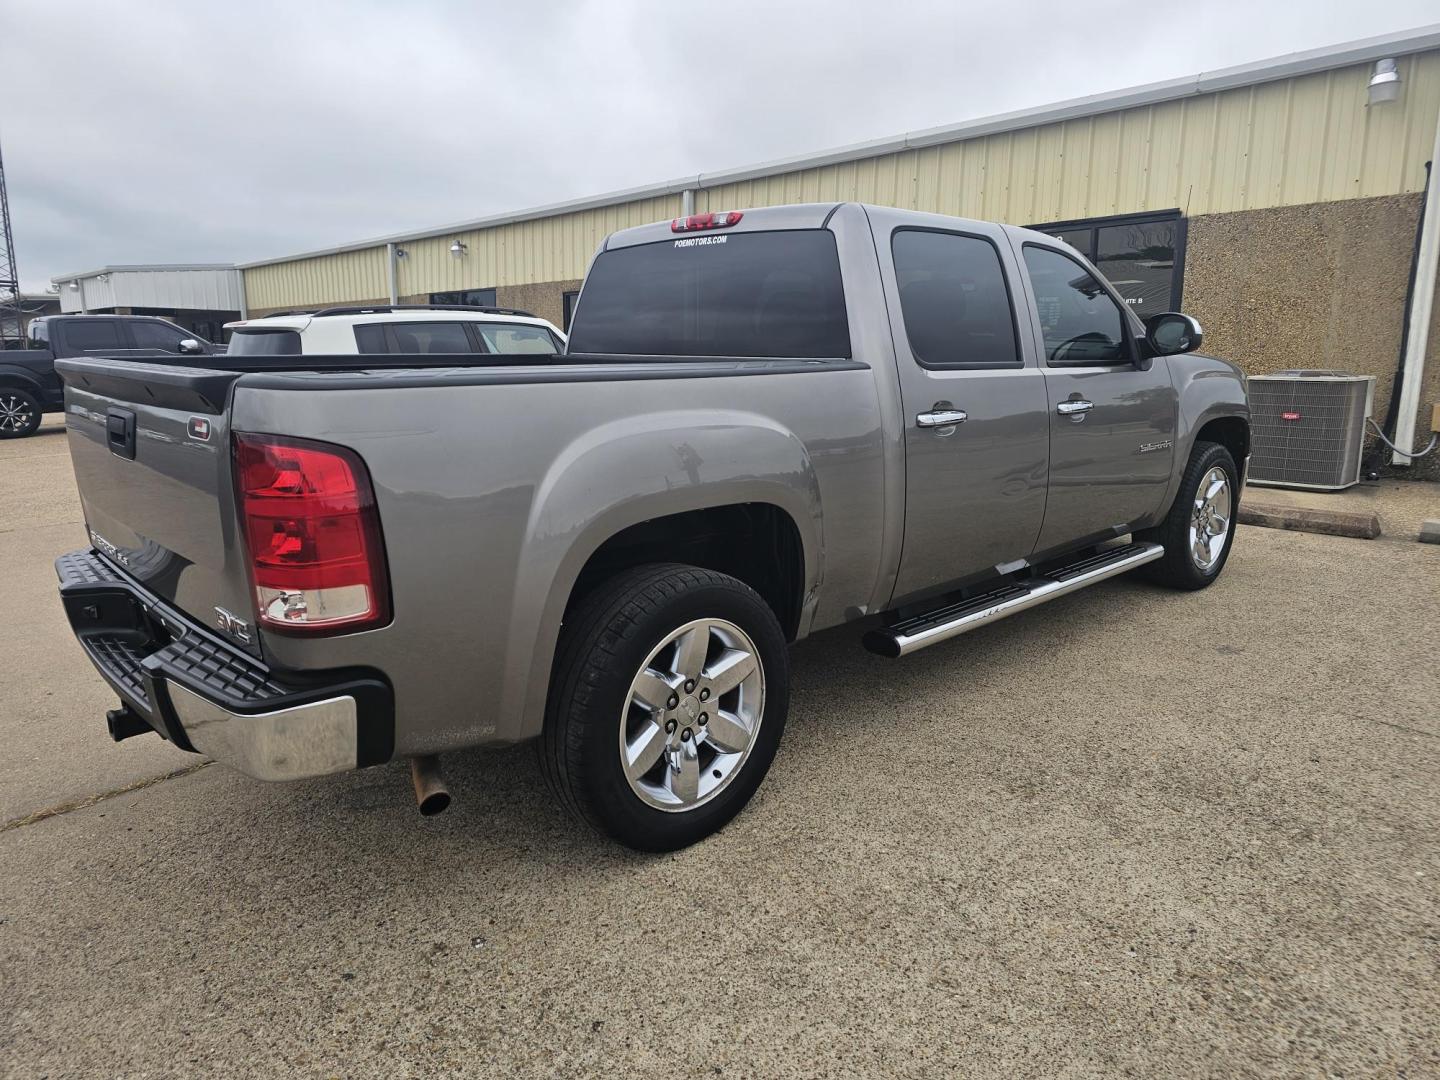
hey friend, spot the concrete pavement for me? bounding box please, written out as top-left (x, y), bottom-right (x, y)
top-left (1, 419), bottom-right (1437, 1078)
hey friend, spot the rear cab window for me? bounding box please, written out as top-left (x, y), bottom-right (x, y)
top-left (567, 229), bottom-right (851, 358)
top-left (891, 229), bottom-right (1020, 368)
top-left (63, 320), bottom-right (126, 352)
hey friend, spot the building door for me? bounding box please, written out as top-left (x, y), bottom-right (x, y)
top-left (1029, 211), bottom-right (1185, 318)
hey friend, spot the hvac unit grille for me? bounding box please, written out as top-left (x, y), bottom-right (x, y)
top-left (1248, 371), bottom-right (1374, 490)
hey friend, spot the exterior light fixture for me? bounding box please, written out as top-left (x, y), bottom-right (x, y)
top-left (449, 240), bottom-right (468, 257)
top-left (68, 280), bottom-right (80, 290)
top-left (395, 248), bottom-right (408, 259)
top-left (1368, 58), bottom-right (1400, 105)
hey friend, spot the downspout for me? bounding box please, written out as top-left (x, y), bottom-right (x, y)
top-left (78, 279), bottom-right (88, 315)
top-left (237, 270), bottom-right (249, 320)
top-left (681, 188), bottom-right (695, 217)
top-left (1390, 107), bottom-right (1440, 465)
top-left (386, 242), bottom-right (400, 305)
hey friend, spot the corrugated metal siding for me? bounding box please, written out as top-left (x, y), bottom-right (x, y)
top-left (696, 53), bottom-right (1440, 220)
top-left (243, 51), bottom-right (1439, 308)
top-left (244, 248), bottom-right (390, 311)
top-left (113, 269), bottom-right (242, 310)
top-left (395, 194), bottom-right (682, 298)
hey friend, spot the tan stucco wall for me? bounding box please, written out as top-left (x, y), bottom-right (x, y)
top-left (1184, 194), bottom-right (1440, 479)
top-left (497, 280), bottom-right (581, 331)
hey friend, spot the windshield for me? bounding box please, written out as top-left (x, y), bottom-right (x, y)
top-left (567, 229), bottom-right (851, 358)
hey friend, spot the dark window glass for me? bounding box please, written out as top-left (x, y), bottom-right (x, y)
top-left (354, 325), bottom-right (388, 353)
top-left (562, 290), bottom-right (580, 332)
top-left (476, 323), bottom-right (560, 355)
top-left (129, 321), bottom-right (189, 352)
top-left (28, 320), bottom-right (50, 348)
top-left (568, 230), bottom-right (850, 358)
top-left (387, 322), bottom-right (473, 354)
top-left (1095, 219), bottom-right (1176, 314)
top-left (891, 230), bottom-right (1019, 368)
top-left (227, 329), bottom-right (301, 356)
top-left (429, 288), bottom-right (496, 307)
top-left (64, 320), bottom-right (125, 350)
top-left (1022, 246), bottom-right (1128, 365)
top-left (1048, 228), bottom-right (1093, 258)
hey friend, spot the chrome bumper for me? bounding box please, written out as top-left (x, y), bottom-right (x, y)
top-left (56, 549), bottom-right (393, 781)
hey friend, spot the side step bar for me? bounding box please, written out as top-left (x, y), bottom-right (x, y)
top-left (863, 541), bottom-right (1164, 658)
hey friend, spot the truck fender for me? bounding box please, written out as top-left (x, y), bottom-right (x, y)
top-left (497, 408), bottom-right (823, 743)
top-left (0, 364), bottom-right (46, 391)
top-left (1159, 354), bottom-right (1251, 514)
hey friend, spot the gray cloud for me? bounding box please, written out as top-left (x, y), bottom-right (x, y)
top-left (3, 0), bottom-right (1435, 290)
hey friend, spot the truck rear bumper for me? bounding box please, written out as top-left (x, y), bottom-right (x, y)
top-left (56, 549), bottom-right (394, 780)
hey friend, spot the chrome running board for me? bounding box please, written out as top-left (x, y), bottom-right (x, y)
top-left (863, 541), bottom-right (1164, 658)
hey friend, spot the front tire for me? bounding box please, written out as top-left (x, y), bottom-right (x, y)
top-left (540, 563), bottom-right (790, 852)
top-left (0, 389), bottom-right (41, 439)
top-left (1137, 440), bottom-right (1239, 590)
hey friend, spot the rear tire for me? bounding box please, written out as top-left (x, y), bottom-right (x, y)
top-left (540, 563), bottom-right (789, 852)
top-left (0, 389), bottom-right (41, 439)
top-left (1137, 440), bottom-right (1239, 590)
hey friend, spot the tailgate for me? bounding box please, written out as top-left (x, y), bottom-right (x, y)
top-left (57, 358), bottom-right (261, 658)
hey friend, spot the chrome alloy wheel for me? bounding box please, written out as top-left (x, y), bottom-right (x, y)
top-left (1189, 465), bottom-right (1232, 570)
top-left (619, 617), bottom-right (765, 812)
top-left (0, 393), bottom-right (35, 433)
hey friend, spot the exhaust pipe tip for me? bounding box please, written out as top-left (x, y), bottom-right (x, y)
top-left (410, 755), bottom-right (451, 817)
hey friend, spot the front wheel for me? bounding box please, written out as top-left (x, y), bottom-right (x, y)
top-left (0, 389), bottom-right (41, 439)
top-left (540, 563), bottom-right (789, 851)
top-left (1137, 440), bottom-right (1239, 590)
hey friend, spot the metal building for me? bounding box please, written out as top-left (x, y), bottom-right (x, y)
top-left (238, 24), bottom-right (1440, 474)
top-left (53, 264), bottom-right (243, 343)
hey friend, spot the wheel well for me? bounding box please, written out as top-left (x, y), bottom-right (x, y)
top-left (570, 504), bottom-right (806, 640)
top-left (1196, 416), bottom-right (1249, 467)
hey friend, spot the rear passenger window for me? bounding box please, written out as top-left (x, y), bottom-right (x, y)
top-left (386, 322), bottom-right (473, 354)
top-left (891, 230), bottom-right (1019, 368)
top-left (64, 320), bottom-right (126, 351)
top-left (476, 324), bottom-right (560, 355)
top-left (354, 325), bottom-right (388, 353)
top-left (1021, 245), bottom-right (1128, 365)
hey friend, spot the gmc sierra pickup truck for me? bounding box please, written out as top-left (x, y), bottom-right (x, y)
top-left (55, 203), bottom-right (1249, 850)
top-left (1, 314), bottom-right (219, 438)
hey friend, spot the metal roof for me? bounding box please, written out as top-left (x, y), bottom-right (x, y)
top-left (50, 263), bottom-right (235, 284)
top-left (239, 22), bottom-right (1440, 269)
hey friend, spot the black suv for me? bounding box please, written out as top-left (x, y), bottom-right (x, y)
top-left (0, 315), bottom-right (219, 438)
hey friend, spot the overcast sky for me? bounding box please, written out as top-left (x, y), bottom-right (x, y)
top-left (3, 0), bottom-right (1437, 290)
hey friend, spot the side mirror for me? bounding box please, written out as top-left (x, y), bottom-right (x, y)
top-left (1143, 312), bottom-right (1203, 357)
top-left (177, 338), bottom-right (205, 355)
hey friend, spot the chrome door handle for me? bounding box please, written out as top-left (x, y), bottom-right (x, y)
top-left (916, 409), bottom-right (968, 428)
top-left (1056, 399), bottom-right (1094, 416)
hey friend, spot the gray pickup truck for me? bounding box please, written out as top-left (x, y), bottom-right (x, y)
top-left (55, 203), bottom-right (1248, 850)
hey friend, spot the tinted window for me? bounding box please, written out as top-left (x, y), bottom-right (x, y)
top-left (568, 230), bottom-right (850, 358)
top-left (430, 289), bottom-right (496, 307)
top-left (28, 320), bottom-right (50, 348)
top-left (891, 230), bottom-right (1019, 368)
top-left (1021, 246), bottom-right (1128, 365)
top-left (228, 330), bottom-right (301, 356)
top-left (354, 325), bottom-right (388, 353)
top-left (476, 324), bottom-right (559, 355)
top-left (1095, 219), bottom-right (1176, 314)
top-left (387, 322), bottom-right (473, 354)
top-left (129, 321), bottom-right (189, 352)
top-left (64, 320), bottom-right (125, 350)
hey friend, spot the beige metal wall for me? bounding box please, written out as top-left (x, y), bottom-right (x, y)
top-left (696, 53), bottom-right (1440, 222)
top-left (242, 51), bottom-right (1440, 310)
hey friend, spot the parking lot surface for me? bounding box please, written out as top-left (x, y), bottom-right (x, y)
top-left (2, 417), bottom-right (1437, 1078)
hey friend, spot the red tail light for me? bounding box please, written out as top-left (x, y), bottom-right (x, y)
top-left (671, 211), bottom-right (743, 232)
top-left (233, 433), bottom-right (390, 634)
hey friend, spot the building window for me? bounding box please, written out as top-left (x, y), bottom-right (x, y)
top-left (562, 290), bottom-right (580, 332)
top-left (429, 288), bottom-right (496, 307)
top-left (1027, 211), bottom-right (1185, 314)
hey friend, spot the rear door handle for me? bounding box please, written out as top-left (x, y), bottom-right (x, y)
top-left (916, 409), bottom-right (968, 428)
top-left (1056, 399), bottom-right (1094, 416)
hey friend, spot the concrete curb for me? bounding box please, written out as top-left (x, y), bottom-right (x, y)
top-left (1238, 502), bottom-right (1382, 539)
top-left (1419, 519), bottom-right (1440, 545)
